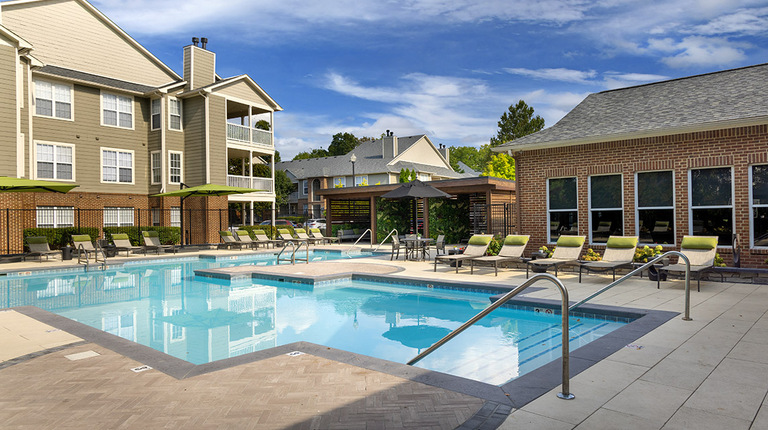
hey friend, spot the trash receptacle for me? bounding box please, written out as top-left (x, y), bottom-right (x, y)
top-left (61, 246), bottom-right (73, 260)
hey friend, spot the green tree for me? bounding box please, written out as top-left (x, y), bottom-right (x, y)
top-left (448, 146), bottom-right (484, 173)
top-left (292, 148), bottom-right (330, 160)
top-left (274, 170), bottom-right (294, 206)
top-left (482, 153), bottom-right (516, 180)
top-left (255, 119), bottom-right (271, 131)
top-left (328, 132), bottom-right (361, 156)
top-left (489, 100), bottom-right (545, 148)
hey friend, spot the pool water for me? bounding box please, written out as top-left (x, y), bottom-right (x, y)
top-left (1, 254), bottom-right (628, 386)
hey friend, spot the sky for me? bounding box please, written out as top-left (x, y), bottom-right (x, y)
top-left (89, 0), bottom-right (768, 159)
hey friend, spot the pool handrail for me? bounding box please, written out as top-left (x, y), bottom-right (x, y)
top-left (276, 240), bottom-right (309, 264)
top-left (346, 228), bottom-right (373, 255)
top-left (569, 250), bottom-right (692, 321)
top-left (406, 273), bottom-right (576, 400)
top-left (372, 229), bottom-right (398, 253)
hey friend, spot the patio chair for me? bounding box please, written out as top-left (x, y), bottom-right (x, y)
top-left (469, 235), bottom-right (530, 276)
top-left (142, 231), bottom-right (177, 255)
top-left (235, 230), bottom-right (260, 249)
top-left (111, 233), bottom-right (141, 257)
top-left (434, 234), bottom-right (446, 256)
top-left (219, 231), bottom-right (245, 250)
top-left (310, 228), bottom-right (339, 244)
top-left (294, 228), bottom-right (323, 245)
top-left (24, 236), bottom-right (59, 262)
top-left (526, 235), bottom-right (586, 277)
top-left (72, 234), bottom-right (106, 264)
top-left (253, 230), bottom-right (283, 248)
top-left (658, 236), bottom-right (718, 291)
top-left (434, 234), bottom-right (493, 273)
top-left (579, 236), bottom-right (638, 282)
top-left (278, 229), bottom-right (304, 245)
top-left (390, 235), bottom-right (403, 260)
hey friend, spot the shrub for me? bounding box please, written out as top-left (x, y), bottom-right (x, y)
top-left (583, 248), bottom-right (602, 261)
top-left (714, 253), bottom-right (725, 267)
top-left (23, 227), bottom-right (100, 250)
top-left (539, 245), bottom-right (554, 258)
top-left (103, 227), bottom-right (180, 246)
top-left (487, 236), bottom-right (503, 256)
top-left (634, 245), bottom-right (663, 263)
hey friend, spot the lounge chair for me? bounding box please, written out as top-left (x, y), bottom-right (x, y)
top-left (253, 230), bottom-right (283, 248)
top-left (527, 235), bottom-right (586, 277)
top-left (111, 233), bottom-right (141, 257)
top-left (72, 234), bottom-right (106, 263)
top-left (579, 236), bottom-right (638, 282)
top-left (469, 235), bottom-right (529, 276)
top-left (658, 236), bottom-right (718, 291)
top-left (219, 231), bottom-right (245, 250)
top-left (310, 228), bottom-right (339, 244)
top-left (434, 234), bottom-right (493, 273)
top-left (294, 228), bottom-right (323, 245)
top-left (142, 231), bottom-right (177, 255)
top-left (24, 236), bottom-right (59, 262)
top-left (235, 230), bottom-right (260, 249)
top-left (278, 229), bottom-right (303, 245)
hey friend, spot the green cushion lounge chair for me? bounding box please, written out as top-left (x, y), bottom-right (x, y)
top-left (579, 236), bottom-right (638, 282)
top-left (469, 235), bottom-right (530, 276)
top-left (434, 234), bottom-right (493, 273)
top-left (658, 236), bottom-right (718, 291)
top-left (527, 235), bottom-right (586, 277)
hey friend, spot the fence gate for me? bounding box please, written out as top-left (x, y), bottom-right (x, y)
top-left (472, 203), bottom-right (516, 237)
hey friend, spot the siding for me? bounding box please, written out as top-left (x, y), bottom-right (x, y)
top-left (0, 45), bottom-right (17, 176)
top-left (31, 83), bottom-right (150, 193)
top-left (190, 46), bottom-right (215, 90)
top-left (397, 138), bottom-right (448, 168)
top-left (209, 95), bottom-right (227, 185)
top-left (2, 0), bottom-right (177, 86)
top-left (183, 96), bottom-right (206, 186)
top-left (214, 81), bottom-right (272, 110)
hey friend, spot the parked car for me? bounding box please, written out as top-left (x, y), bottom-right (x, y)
top-left (306, 218), bottom-right (326, 230)
top-left (259, 219), bottom-right (298, 227)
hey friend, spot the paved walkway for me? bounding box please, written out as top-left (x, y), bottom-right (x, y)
top-left (1, 247), bottom-right (768, 429)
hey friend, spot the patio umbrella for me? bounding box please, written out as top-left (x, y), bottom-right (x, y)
top-left (383, 325), bottom-right (451, 351)
top-left (153, 183), bottom-right (264, 246)
top-left (0, 176), bottom-right (78, 193)
top-left (380, 180), bottom-right (452, 235)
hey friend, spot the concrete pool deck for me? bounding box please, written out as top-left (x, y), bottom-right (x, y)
top-left (1, 247), bottom-right (768, 429)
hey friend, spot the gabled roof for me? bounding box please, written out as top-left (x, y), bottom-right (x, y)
top-left (0, 22), bottom-right (32, 49)
top-left (179, 74), bottom-right (283, 111)
top-left (34, 65), bottom-right (161, 94)
top-left (496, 63), bottom-right (768, 152)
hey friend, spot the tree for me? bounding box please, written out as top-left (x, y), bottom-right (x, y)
top-left (255, 119), bottom-right (271, 131)
top-left (292, 148), bottom-right (329, 160)
top-left (448, 146), bottom-right (485, 173)
top-left (482, 153), bottom-right (515, 180)
top-left (328, 132), bottom-right (361, 156)
top-left (274, 170), bottom-right (294, 206)
top-left (489, 100), bottom-right (545, 148)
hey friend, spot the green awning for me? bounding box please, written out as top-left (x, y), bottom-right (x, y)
top-left (0, 176), bottom-right (78, 193)
top-left (152, 183), bottom-right (264, 198)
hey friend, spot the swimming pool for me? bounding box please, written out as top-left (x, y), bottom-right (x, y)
top-left (1, 253), bottom-right (631, 386)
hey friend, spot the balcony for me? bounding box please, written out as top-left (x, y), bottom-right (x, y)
top-left (227, 124), bottom-right (273, 148)
top-left (227, 175), bottom-right (274, 193)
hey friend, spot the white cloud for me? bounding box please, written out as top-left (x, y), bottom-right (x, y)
top-left (602, 72), bottom-right (669, 89)
top-left (658, 36), bottom-right (748, 68)
top-left (504, 68), bottom-right (597, 84)
top-left (686, 7), bottom-right (768, 35)
top-left (502, 67), bottom-right (668, 90)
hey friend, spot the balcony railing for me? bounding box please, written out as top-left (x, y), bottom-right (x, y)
top-left (227, 123), bottom-right (273, 147)
top-left (227, 175), bottom-right (274, 193)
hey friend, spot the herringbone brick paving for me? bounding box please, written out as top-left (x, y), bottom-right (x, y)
top-left (0, 342), bottom-right (484, 429)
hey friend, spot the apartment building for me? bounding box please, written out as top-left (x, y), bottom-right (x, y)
top-left (0, 0), bottom-right (281, 247)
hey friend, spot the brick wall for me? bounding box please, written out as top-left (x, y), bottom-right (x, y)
top-left (515, 124), bottom-right (768, 268)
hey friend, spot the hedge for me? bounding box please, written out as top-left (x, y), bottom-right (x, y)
top-left (103, 227), bottom-right (180, 246)
top-left (23, 227), bottom-right (100, 250)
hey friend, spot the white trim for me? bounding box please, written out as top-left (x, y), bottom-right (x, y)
top-left (196, 74), bottom-right (282, 111)
top-left (587, 173), bottom-right (623, 244)
top-left (204, 93), bottom-right (210, 183)
top-left (100, 147), bottom-right (135, 185)
top-left (687, 166), bottom-right (734, 242)
top-left (546, 176), bottom-right (578, 244)
top-left (27, 60), bottom-right (33, 178)
top-left (333, 177), bottom-right (346, 188)
top-left (749, 164), bottom-right (768, 249)
top-left (150, 151), bottom-right (161, 185)
top-left (168, 150), bottom-right (183, 184)
top-left (16, 52), bottom-right (24, 177)
top-left (355, 175), bottom-right (368, 186)
top-left (99, 90), bottom-right (134, 130)
top-left (33, 140), bottom-right (76, 182)
top-left (634, 170), bottom-right (676, 246)
top-left (302, 179), bottom-right (308, 195)
top-left (32, 79), bottom-right (74, 121)
top-left (168, 97), bottom-right (182, 131)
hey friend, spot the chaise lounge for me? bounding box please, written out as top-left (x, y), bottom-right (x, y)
top-left (24, 236), bottom-right (59, 262)
top-left (527, 235), bottom-right (586, 277)
top-left (658, 236), bottom-right (718, 291)
top-left (469, 235), bottom-right (529, 276)
top-left (579, 236), bottom-right (638, 282)
top-left (434, 234), bottom-right (493, 273)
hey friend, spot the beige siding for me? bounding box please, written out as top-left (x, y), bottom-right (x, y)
top-left (190, 46), bottom-right (215, 90)
top-left (397, 138), bottom-right (448, 168)
top-left (31, 83), bottom-right (150, 193)
top-left (3, 0), bottom-right (177, 86)
top-left (209, 95), bottom-right (227, 185)
top-left (21, 59), bottom-right (30, 178)
top-left (367, 174), bottom-right (389, 186)
top-left (214, 81), bottom-right (272, 110)
top-left (183, 46), bottom-right (192, 90)
top-left (0, 45), bottom-right (17, 176)
top-left (183, 96), bottom-right (206, 186)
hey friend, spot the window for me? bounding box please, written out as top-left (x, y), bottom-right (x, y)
top-left (751, 165), bottom-right (768, 247)
top-left (169, 98), bottom-right (182, 130)
top-left (355, 175), bottom-right (368, 186)
top-left (170, 308), bottom-right (185, 341)
top-left (34, 80), bottom-right (71, 119)
top-left (103, 207), bottom-right (134, 227)
top-left (36, 206), bottom-right (74, 228)
top-left (548, 177), bottom-right (578, 242)
top-left (169, 151), bottom-right (182, 184)
top-left (151, 99), bottom-right (161, 130)
top-left (334, 177), bottom-right (346, 188)
top-left (36, 142), bottom-right (73, 180)
top-left (302, 180), bottom-right (308, 195)
top-left (636, 171), bottom-right (675, 245)
top-left (37, 278), bottom-right (74, 299)
top-left (589, 175), bottom-right (623, 243)
top-left (102, 92), bottom-right (133, 128)
top-left (151, 208), bottom-right (162, 226)
top-left (417, 173), bottom-right (430, 182)
top-left (103, 312), bottom-right (135, 341)
top-left (171, 207), bottom-right (181, 227)
top-left (102, 148), bottom-right (133, 183)
top-left (689, 167), bottom-right (733, 245)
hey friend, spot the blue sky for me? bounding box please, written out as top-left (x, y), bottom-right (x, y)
top-left (92, 0), bottom-right (768, 159)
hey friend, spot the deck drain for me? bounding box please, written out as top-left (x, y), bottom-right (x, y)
top-left (131, 365), bottom-right (153, 373)
top-left (65, 350), bottom-right (100, 361)
top-left (286, 351), bottom-right (305, 357)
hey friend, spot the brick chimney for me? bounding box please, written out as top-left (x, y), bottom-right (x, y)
top-left (382, 130), bottom-right (398, 159)
top-left (183, 37), bottom-right (215, 91)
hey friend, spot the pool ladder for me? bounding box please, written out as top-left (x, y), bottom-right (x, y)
top-left (345, 228), bottom-right (373, 255)
top-left (77, 242), bottom-right (107, 272)
top-left (277, 240), bottom-right (309, 265)
top-left (407, 252), bottom-right (694, 401)
top-left (371, 229), bottom-right (398, 253)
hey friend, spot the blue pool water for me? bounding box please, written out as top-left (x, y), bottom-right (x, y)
top-left (1, 253), bottom-right (629, 386)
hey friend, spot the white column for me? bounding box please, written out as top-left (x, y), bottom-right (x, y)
top-left (249, 201), bottom-right (255, 225)
top-left (249, 150), bottom-right (253, 188)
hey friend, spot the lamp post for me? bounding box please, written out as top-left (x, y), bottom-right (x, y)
top-left (350, 153), bottom-right (357, 187)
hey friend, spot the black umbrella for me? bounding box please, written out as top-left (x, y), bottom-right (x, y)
top-left (383, 325), bottom-right (451, 350)
top-left (381, 180), bottom-right (451, 235)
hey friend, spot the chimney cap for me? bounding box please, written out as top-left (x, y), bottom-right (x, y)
top-left (192, 37), bottom-right (199, 46)
top-left (201, 37), bottom-right (208, 49)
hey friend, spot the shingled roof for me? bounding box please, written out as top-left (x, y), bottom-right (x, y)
top-left (496, 63), bottom-right (768, 151)
top-left (35, 65), bottom-right (164, 94)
